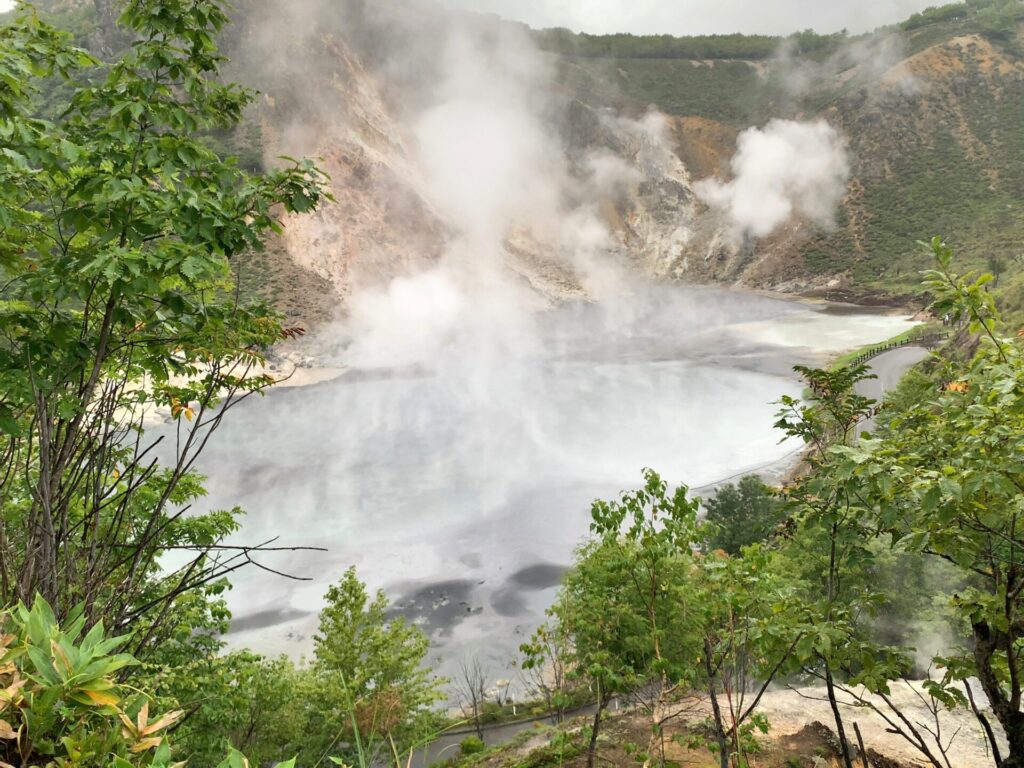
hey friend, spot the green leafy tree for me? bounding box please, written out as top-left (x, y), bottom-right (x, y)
top-left (773, 246), bottom-right (998, 768)
top-left (902, 3), bottom-right (969, 30)
top-left (587, 469), bottom-right (704, 768)
top-left (551, 538), bottom-right (645, 768)
top-left (549, 472), bottom-right (798, 768)
top-left (551, 470), bottom-right (703, 768)
top-left (968, 0), bottom-right (1024, 41)
top-left (147, 570), bottom-right (445, 768)
top-left (691, 548), bottom-right (797, 768)
top-left (149, 643), bottom-right (301, 767)
top-left (858, 239), bottom-right (1024, 767)
top-left (519, 620), bottom-right (574, 724)
top-left (299, 567), bottom-right (444, 765)
top-left (774, 363), bottom-right (908, 768)
top-left (702, 475), bottom-right (785, 555)
top-left (0, 0), bottom-right (326, 643)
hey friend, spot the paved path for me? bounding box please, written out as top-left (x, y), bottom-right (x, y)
top-left (856, 345), bottom-right (929, 435)
top-left (857, 346), bottom-right (929, 401)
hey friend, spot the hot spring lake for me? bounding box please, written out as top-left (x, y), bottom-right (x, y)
top-left (185, 286), bottom-right (918, 682)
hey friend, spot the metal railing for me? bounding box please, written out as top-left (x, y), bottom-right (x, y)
top-left (843, 328), bottom-right (949, 369)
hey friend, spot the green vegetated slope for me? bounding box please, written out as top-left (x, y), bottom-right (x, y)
top-left (815, 33), bottom-right (1024, 294)
top-left (19, 0), bottom-right (1024, 315)
top-left (545, 2), bottom-right (1024, 312)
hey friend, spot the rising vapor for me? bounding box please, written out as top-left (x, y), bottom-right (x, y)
top-left (695, 119), bottom-right (851, 239)
top-left (189, 0), bottom-right (919, 688)
top-left (336, 3), bottom-right (660, 369)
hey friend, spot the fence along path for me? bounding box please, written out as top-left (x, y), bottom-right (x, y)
top-left (842, 327), bottom-right (949, 369)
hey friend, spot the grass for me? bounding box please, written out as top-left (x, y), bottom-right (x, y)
top-left (558, 56), bottom-right (778, 127)
top-left (431, 727), bottom-right (553, 768)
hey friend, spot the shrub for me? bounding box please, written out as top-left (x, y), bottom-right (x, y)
top-left (0, 597), bottom-right (179, 766)
top-left (460, 735), bottom-right (486, 755)
top-left (702, 475), bottom-right (785, 554)
top-left (517, 734), bottom-right (582, 768)
top-left (0, 596), bottom-right (271, 768)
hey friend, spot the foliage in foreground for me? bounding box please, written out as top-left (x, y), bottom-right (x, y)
top-left (142, 567), bottom-right (444, 768)
top-left (0, 1), bottom-right (449, 766)
top-left (0, 0), bottom-right (326, 645)
top-left (0, 594), bottom-right (199, 767)
top-left (701, 475), bottom-right (784, 555)
top-left (526, 470), bottom-right (794, 768)
top-left (2, 2), bottom-right (1023, 766)
top-left (533, 239), bottom-right (1024, 768)
top-left (0, 566), bottom-right (443, 767)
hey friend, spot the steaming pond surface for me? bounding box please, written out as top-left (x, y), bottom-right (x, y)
top-left (191, 286), bottom-right (917, 682)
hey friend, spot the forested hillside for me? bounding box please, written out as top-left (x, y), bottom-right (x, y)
top-left (14, 0), bottom-right (1024, 319)
top-left (546, 1), bottom-right (1024, 310)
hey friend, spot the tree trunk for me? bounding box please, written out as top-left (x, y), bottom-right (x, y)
top-left (965, 680), bottom-right (1003, 767)
top-left (973, 622), bottom-right (1024, 768)
top-left (825, 664), bottom-right (855, 768)
top-left (641, 673), bottom-right (669, 768)
top-left (704, 640), bottom-right (730, 768)
top-left (473, 700), bottom-right (483, 741)
top-left (1000, 732), bottom-right (1024, 768)
top-left (586, 688), bottom-right (607, 768)
top-left (853, 722), bottom-right (869, 768)
top-left (998, 702), bottom-right (1024, 767)
top-left (711, 694), bottom-right (730, 768)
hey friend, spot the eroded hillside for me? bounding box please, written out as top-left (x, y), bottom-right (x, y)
top-left (232, 0), bottom-right (1024, 324)
top-left (24, 0), bottom-right (1024, 326)
top-left (555, 12), bottom-right (1024, 308)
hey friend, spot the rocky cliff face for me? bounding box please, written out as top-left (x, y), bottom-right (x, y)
top-left (259, 49), bottom-right (449, 306)
top-left (218, 0), bottom-right (747, 321)
top-left (33, 0), bottom-right (1023, 320)
top-left (219, 9), bottom-right (447, 311)
top-left (554, 23), bottom-right (1024, 306)
top-left (241, 9), bottom-right (1024, 323)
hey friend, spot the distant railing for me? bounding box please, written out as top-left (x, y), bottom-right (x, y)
top-left (843, 327), bottom-right (950, 369)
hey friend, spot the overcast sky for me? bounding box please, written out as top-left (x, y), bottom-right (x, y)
top-left (439, 0), bottom-right (954, 36)
top-left (0, 0), bottom-right (953, 35)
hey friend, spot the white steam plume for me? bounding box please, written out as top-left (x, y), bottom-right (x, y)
top-left (777, 33), bottom-right (922, 99)
top-left (210, 0), bottom-right (911, 687)
top-left (343, 8), bottom-right (661, 370)
top-left (695, 119), bottom-right (850, 239)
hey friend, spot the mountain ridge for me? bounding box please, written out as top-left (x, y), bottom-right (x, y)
top-left (17, 0), bottom-right (1024, 326)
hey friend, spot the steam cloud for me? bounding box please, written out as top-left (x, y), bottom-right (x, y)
top-left (777, 33), bottom-right (923, 99)
top-left (342, 6), bottom-right (653, 370)
top-left (695, 119), bottom-right (850, 239)
top-left (243, 1), bottom-right (859, 361)
top-left (208, 0), bottom-right (910, 684)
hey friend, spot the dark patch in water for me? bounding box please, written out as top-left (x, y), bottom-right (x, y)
top-left (459, 552), bottom-right (483, 569)
top-left (387, 579), bottom-right (479, 637)
top-left (507, 563), bottom-right (565, 590)
top-left (490, 587), bottom-right (525, 617)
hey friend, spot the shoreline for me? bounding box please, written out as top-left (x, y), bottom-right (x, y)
top-left (265, 284), bottom-right (923, 395)
top-left (212, 289), bottom-right (923, 681)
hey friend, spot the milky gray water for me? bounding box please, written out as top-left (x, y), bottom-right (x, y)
top-left (187, 286), bottom-right (916, 683)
